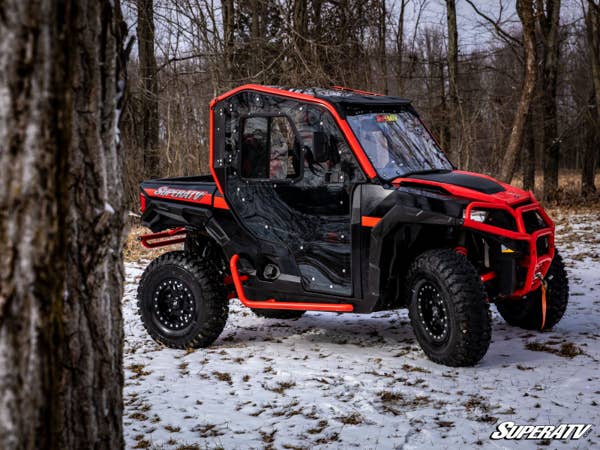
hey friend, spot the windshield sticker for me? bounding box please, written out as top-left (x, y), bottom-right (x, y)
top-left (375, 114), bottom-right (398, 123)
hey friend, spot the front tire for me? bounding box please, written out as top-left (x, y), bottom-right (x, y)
top-left (406, 249), bottom-right (491, 367)
top-left (137, 251), bottom-right (228, 348)
top-left (495, 251), bottom-right (568, 330)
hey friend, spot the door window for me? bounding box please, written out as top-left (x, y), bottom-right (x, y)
top-left (292, 106), bottom-right (366, 186)
top-left (240, 115), bottom-right (299, 180)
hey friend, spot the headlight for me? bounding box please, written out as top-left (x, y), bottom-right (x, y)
top-left (469, 209), bottom-right (488, 223)
top-left (464, 208), bottom-right (518, 231)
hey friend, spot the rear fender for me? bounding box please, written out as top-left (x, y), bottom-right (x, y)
top-left (141, 196), bottom-right (213, 232)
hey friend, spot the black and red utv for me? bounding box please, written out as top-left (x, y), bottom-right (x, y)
top-left (137, 85), bottom-right (568, 367)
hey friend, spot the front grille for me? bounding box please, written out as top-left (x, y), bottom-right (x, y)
top-left (536, 235), bottom-right (550, 256)
top-left (485, 209), bottom-right (517, 231)
top-left (523, 210), bottom-right (548, 233)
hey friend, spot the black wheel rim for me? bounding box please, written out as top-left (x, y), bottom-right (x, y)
top-left (415, 280), bottom-right (450, 344)
top-left (153, 278), bottom-right (195, 331)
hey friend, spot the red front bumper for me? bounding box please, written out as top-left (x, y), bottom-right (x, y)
top-left (463, 200), bottom-right (555, 297)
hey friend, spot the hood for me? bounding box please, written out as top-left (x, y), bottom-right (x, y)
top-left (392, 170), bottom-right (532, 206)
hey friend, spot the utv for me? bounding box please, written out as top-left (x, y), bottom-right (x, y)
top-left (137, 84), bottom-right (568, 367)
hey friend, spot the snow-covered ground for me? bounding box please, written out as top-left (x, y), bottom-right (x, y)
top-left (123, 210), bottom-right (600, 449)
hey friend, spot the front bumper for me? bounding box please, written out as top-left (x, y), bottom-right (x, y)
top-left (463, 200), bottom-right (555, 297)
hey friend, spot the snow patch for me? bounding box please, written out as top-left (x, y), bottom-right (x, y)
top-left (122, 215), bottom-right (600, 449)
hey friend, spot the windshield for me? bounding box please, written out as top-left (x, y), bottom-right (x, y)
top-left (346, 111), bottom-right (453, 180)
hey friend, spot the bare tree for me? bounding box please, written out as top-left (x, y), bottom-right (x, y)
top-left (522, 114), bottom-right (536, 190)
top-left (536, 0), bottom-right (562, 200)
top-left (293, 0), bottom-right (309, 80)
top-left (446, 0), bottom-right (460, 164)
top-left (582, 0), bottom-right (600, 194)
top-left (500, 0), bottom-right (537, 182)
top-left (378, 0), bottom-right (388, 94)
top-left (0, 0), bottom-right (127, 448)
top-left (222, 0), bottom-right (236, 85)
top-left (587, 1), bottom-right (600, 111)
top-left (137, 0), bottom-right (160, 178)
top-left (395, 0), bottom-right (408, 94)
top-left (250, 0), bottom-right (264, 80)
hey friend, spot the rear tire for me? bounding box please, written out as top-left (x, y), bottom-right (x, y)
top-left (406, 249), bottom-right (491, 367)
top-left (137, 251), bottom-right (228, 348)
top-left (252, 309), bottom-right (305, 320)
top-left (495, 251), bottom-right (568, 330)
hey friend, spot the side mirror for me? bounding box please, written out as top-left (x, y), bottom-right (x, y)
top-left (312, 131), bottom-right (330, 163)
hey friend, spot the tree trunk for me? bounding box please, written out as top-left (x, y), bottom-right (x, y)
top-left (396, 0), bottom-right (407, 95)
top-left (250, 0), bottom-right (260, 79)
top-left (583, 0), bottom-right (600, 194)
top-left (137, 0), bottom-right (160, 179)
top-left (446, 0), bottom-right (459, 164)
top-left (523, 113), bottom-right (536, 190)
top-left (581, 101), bottom-right (598, 195)
top-left (0, 1), bottom-right (127, 448)
top-left (378, 0), bottom-right (388, 94)
top-left (222, 0), bottom-right (235, 84)
top-left (500, 0), bottom-right (537, 183)
top-left (536, 0), bottom-right (561, 200)
top-left (587, 1), bottom-right (600, 112)
top-left (293, 0), bottom-right (308, 72)
top-left (439, 59), bottom-right (451, 151)
top-left (526, 76), bottom-right (545, 192)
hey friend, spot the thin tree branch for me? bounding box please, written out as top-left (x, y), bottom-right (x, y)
top-left (465, 0), bottom-right (522, 47)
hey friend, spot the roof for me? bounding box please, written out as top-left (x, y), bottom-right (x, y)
top-left (289, 87), bottom-right (413, 116)
top-left (212, 84), bottom-right (414, 117)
